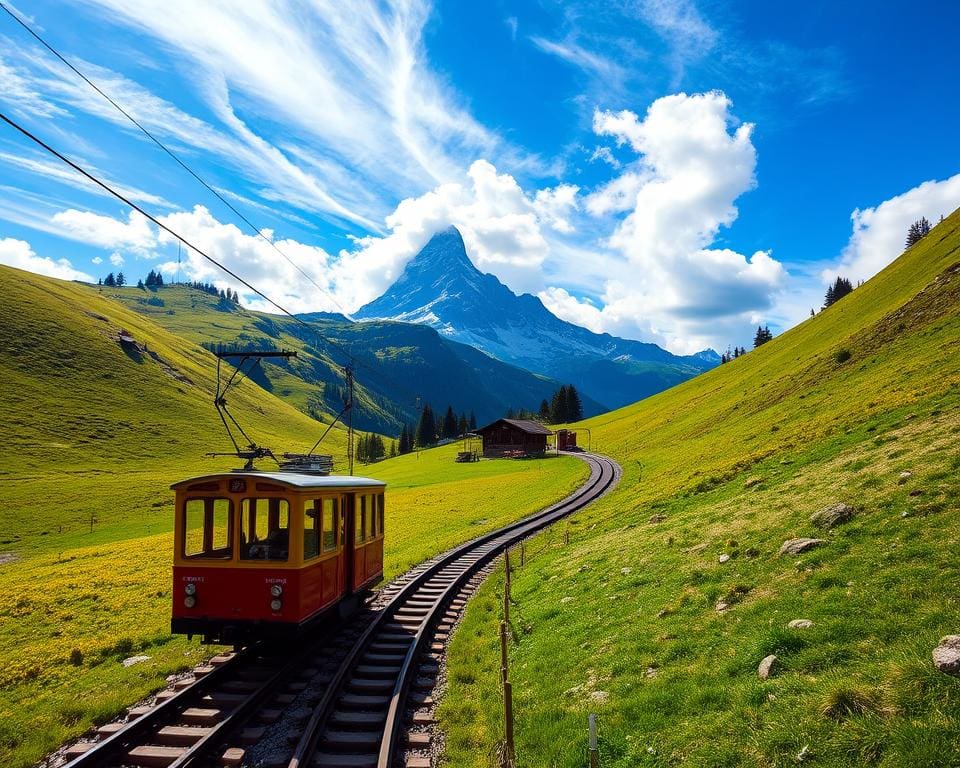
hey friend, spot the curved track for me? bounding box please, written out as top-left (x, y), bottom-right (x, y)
top-left (290, 451), bottom-right (620, 768)
top-left (57, 452), bottom-right (619, 768)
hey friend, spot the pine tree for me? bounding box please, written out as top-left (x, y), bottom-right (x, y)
top-left (104, 272), bottom-right (116, 287)
top-left (551, 385), bottom-right (569, 423)
top-left (905, 217), bottom-right (932, 248)
top-left (115, 271), bottom-right (125, 287)
top-left (538, 399), bottom-right (551, 422)
top-left (442, 405), bottom-right (458, 439)
top-left (753, 326), bottom-right (773, 348)
top-left (137, 279), bottom-right (145, 290)
top-left (823, 276), bottom-right (853, 308)
top-left (505, 406), bottom-right (515, 419)
top-left (468, 411), bottom-right (477, 431)
top-left (458, 413), bottom-right (469, 435)
top-left (565, 385), bottom-right (583, 422)
top-left (389, 440), bottom-right (397, 458)
top-left (416, 405), bottom-right (436, 447)
top-left (398, 425), bottom-right (410, 455)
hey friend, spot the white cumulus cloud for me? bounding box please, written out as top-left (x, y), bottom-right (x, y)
top-left (826, 174), bottom-right (960, 284)
top-left (559, 91), bottom-right (786, 353)
top-left (0, 237), bottom-right (93, 281)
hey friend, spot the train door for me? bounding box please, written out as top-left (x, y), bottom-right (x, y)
top-left (341, 493), bottom-right (355, 594)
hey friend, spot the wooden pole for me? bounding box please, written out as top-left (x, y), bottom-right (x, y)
top-left (500, 620), bottom-right (509, 686)
top-left (504, 548), bottom-right (511, 625)
top-left (520, 541), bottom-right (525, 568)
top-left (589, 713), bottom-right (599, 768)
top-left (504, 681), bottom-right (516, 767)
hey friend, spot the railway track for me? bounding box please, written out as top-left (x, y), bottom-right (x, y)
top-left (58, 452), bottom-right (619, 768)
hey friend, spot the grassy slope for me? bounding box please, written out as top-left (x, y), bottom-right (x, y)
top-left (0, 267), bottom-right (588, 768)
top-left (441, 212), bottom-right (960, 767)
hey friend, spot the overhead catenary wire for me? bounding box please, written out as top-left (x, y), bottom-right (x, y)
top-left (0, 111), bottom-right (334, 340)
top-left (0, 110), bottom-right (430, 437)
top-left (0, 0), bottom-right (354, 320)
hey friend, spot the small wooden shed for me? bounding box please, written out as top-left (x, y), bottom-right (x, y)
top-left (477, 419), bottom-right (552, 458)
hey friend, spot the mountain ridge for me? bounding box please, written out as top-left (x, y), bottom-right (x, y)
top-left (355, 226), bottom-right (719, 409)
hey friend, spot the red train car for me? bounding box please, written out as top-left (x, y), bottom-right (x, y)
top-left (170, 471), bottom-right (386, 644)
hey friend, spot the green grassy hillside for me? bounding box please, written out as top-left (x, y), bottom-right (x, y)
top-left (441, 211), bottom-right (960, 767)
top-left (0, 266), bottom-right (588, 768)
top-left (105, 284), bottom-right (599, 434)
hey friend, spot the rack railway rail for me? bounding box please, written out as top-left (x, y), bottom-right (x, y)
top-left (57, 453), bottom-right (619, 768)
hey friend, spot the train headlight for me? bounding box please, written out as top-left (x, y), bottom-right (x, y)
top-left (184, 595), bottom-right (197, 608)
top-left (184, 583), bottom-right (197, 596)
top-left (270, 584), bottom-right (283, 598)
top-left (270, 598), bottom-right (282, 612)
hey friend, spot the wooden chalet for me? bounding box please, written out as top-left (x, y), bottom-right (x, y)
top-left (477, 418), bottom-right (552, 458)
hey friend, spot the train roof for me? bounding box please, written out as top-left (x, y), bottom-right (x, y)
top-left (171, 472), bottom-right (386, 490)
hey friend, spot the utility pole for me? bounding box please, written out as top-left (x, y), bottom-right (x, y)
top-left (345, 363), bottom-right (355, 476)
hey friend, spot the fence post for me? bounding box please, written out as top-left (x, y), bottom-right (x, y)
top-left (504, 681), bottom-right (516, 767)
top-left (520, 541), bottom-right (525, 568)
top-left (504, 548), bottom-right (511, 625)
top-left (589, 713), bottom-right (599, 768)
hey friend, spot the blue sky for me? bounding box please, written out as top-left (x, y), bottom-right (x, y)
top-left (1, 0), bottom-right (958, 353)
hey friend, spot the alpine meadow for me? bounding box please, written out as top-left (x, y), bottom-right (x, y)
top-left (2, 3), bottom-right (960, 768)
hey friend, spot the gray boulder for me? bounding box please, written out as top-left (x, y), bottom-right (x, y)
top-left (933, 635), bottom-right (960, 675)
top-left (778, 538), bottom-right (826, 556)
top-left (758, 654), bottom-right (778, 679)
top-left (810, 503), bottom-right (854, 529)
top-left (788, 619), bottom-right (814, 629)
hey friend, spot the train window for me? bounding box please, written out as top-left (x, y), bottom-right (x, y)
top-left (183, 498), bottom-right (232, 559)
top-left (355, 495), bottom-right (367, 543)
top-left (303, 500), bottom-right (320, 560)
top-left (240, 498), bottom-right (290, 561)
top-left (377, 493), bottom-right (385, 538)
top-left (322, 498), bottom-right (338, 552)
top-left (369, 495), bottom-right (377, 538)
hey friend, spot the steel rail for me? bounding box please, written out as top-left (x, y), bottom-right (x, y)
top-left (288, 452), bottom-right (620, 768)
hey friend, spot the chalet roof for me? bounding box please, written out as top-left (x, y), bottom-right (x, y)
top-left (477, 418), bottom-right (553, 435)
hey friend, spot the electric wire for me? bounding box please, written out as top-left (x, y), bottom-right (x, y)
top-left (0, 0), bottom-right (354, 320)
top-left (0, 110), bottom-right (429, 432)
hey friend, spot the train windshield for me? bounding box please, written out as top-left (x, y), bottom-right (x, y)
top-left (183, 498), bottom-right (233, 559)
top-left (240, 498), bottom-right (290, 561)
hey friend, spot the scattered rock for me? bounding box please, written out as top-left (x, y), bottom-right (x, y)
top-left (788, 619), bottom-right (814, 630)
top-left (687, 543), bottom-right (708, 554)
top-left (898, 471), bottom-right (913, 484)
top-left (909, 488), bottom-right (925, 497)
top-left (744, 547), bottom-right (761, 558)
top-left (778, 538), bottom-right (826, 556)
top-left (0, 553), bottom-right (17, 567)
top-left (560, 596), bottom-right (574, 604)
top-left (648, 514), bottom-right (666, 523)
top-left (933, 636), bottom-right (960, 675)
top-left (644, 666), bottom-right (658, 679)
top-left (758, 654), bottom-right (778, 680)
top-left (797, 744), bottom-right (812, 762)
top-left (656, 609), bottom-right (670, 618)
top-left (780, 458), bottom-right (793, 465)
top-left (620, 567), bottom-right (632, 575)
top-left (744, 477), bottom-right (763, 489)
top-left (718, 554), bottom-right (731, 564)
top-left (715, 601), bottom-right (730, 612)
top-left (577, 565), bottom-right (591, 573)
top-left (590, 690), bottom-right (609, 703)
top-left (122, 655), bottom-right (151, 667)
top-left (810, 502), bottom-right (854, 529)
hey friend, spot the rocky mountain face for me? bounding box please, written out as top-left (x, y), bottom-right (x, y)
top-left (355, 226), bottom-right (719, 409)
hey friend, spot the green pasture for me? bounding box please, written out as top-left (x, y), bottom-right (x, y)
top-left (441, 211), bottom-right (960, 766)
top-left (0, 266), bottom-right (587, 768)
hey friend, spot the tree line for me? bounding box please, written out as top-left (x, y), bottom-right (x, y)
top-left (98, 270), bottom-right (241, 304)
top-left (394, 404), bottom-right (478, 455)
